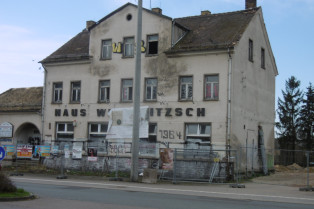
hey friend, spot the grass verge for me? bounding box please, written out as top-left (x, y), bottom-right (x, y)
top-left (0, 188), bottom-right (31, 198)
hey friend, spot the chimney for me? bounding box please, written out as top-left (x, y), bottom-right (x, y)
top-left (86, 20), bottom-right (96, 30)
top-left (245, 0), bottom-right (257, 9)
top-left (201, 10), bottom-right (211, 16)
top-left (152, 7), bottom-right (162, 14)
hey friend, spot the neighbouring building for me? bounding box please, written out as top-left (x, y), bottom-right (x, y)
top-left (0, 0), bottom-right (277, 178)
top-left (0, 87), bottom-right (43, 157)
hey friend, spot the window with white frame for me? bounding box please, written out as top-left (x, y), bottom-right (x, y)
top-left (99, 80), bottom-right (110, 102)
top-left (147, 34), bottom-right (158, 55)
top-left (56, 123), bottom-right (74, 141)
top-left (101, 39), bottom-right (112, 60)
top-left (204, 75), bottom-right (219, 100)
top-left (88, 123), bottom-right (108, 148)
top-left (185, 123), bottom-right (211, 141)
top-left (53, 82), bottom-right (63, 103)
top-left (145, 78), bottom-right (157, 101)
top-left (123, 37), bottom-right (134, 57)
top-left (71, 81), bottom-right (81, 103)
top-left (180, 76), bottom-right (193, 100)
top-left (121, 79), bottom-right (133, 102)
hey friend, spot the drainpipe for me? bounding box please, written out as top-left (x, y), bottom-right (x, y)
top-left (226, 48), bottom-right (232, 178)
top-left (227, 49), bottom-right (232, 156)
top-left (227, 49), bottom-right (232, 148)
top-left (41, 65), bottom-right (47, 145)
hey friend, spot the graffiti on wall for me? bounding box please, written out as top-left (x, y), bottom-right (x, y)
top-left (112, 41), bottom-right (146, 53)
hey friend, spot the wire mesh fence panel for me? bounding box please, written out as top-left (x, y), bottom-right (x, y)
top-left (158, 149), bottom-right (237, 183)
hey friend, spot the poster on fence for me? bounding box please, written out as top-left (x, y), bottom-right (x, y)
top-left (64, 144), bottom-right (70, 159)
top-left (17, 144), bottom-right (33, 159)
top-left (159, 148), bottom-right (174, 170)
top-left (3, 145), bottom-right (15, 157)
top-left (40, 146), bottom-right (51, 157)
top-left (33, 145), bottom-right (51, 158)
top-left (51, 145), bottom-right (59, 155)
top-left (72, 143), bottom-right (82, 159)
top-left (88, 148), bottom-right (97, 161)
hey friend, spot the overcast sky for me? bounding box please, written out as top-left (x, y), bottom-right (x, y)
top-left (0, 0), bottom-right (313, 103)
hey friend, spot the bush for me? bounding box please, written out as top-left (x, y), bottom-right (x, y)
top-left (0, 172), bottom-right (17, 193)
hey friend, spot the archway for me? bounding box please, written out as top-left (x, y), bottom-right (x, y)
top-left (14, 123), bottom-right (41, 146)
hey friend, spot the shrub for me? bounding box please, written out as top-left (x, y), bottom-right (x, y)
top-left (0, 172), bottom-right (17, 193)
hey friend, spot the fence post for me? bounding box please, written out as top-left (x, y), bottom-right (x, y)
top-left (172, 149), bottom-right (177, 184)
top-left (299, 151), bottom-right (313, 191)
top-left (57, 142), bottom-right (67, 179)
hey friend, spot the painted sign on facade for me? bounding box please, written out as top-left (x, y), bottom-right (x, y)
top-left (17, 145), bottom-right (33, 159)
top-left (0, 122), bottom-right (13, 138)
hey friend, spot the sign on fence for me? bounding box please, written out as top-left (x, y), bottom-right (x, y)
top-left (0, 146), bottom-right (5, 161)
top-left (17, 144), bottom-right (32, 159)
top-left (72, 143), bottom-right (82, 159)
top-left (3, 145), bottom-right (15, 156)
top-left (88, 148), bottom-right (97, 161)
top-left (160, 148), bottom-right (174, 170)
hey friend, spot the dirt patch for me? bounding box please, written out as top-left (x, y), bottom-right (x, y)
top-left (253, 164), bottom-right (314, 187)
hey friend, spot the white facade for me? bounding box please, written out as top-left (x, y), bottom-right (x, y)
top-left (38, 3), bottom-right (277, 172)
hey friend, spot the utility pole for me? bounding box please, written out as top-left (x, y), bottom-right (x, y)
top-left (130, 0), bottom-right (143, 182)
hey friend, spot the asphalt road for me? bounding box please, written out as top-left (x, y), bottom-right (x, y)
top-left (1, 177), bottom-right (314, 209)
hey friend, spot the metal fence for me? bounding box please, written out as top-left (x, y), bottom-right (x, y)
top-left (159, 149), bottom-right (238, 184)
top-left (1, 143), bottom-right (313, 188)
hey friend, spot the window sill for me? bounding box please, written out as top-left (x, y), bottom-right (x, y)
top-left (144, 99), bottom-right (157, 103)
top-left (98, 100), bottom-right (110, 104)
top-left (122, 56), bottom-right (134, 59)
top-left (178, 99), bottom-right (193, 102)
top-left (204, 99), bottom-right (219, 101)
top-left (145, 54), bottom-right (158, 57)
top-left (51, 102), bottom-right (62, 104)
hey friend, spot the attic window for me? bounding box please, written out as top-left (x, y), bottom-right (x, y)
top-left (249, 39), bottom-right (253, 62)
top-left (147, 34), bottom-right (158, 55)
top-left (126, 14), bottom-right (132, 21)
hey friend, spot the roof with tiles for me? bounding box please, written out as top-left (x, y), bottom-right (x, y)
top-left (0, 87), bottom-right (43, 112)
top-left (40, 3), bottom-right (259, 63)
top-left (167, 7), bottom-right (260, 54)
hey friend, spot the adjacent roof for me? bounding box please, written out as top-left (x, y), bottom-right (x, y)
top-left (41, 3), bottom-right (260, 63)
top-left (167, 7), bottom-right (260, 54)
top-left (0, 87), bottom-right (43, 112)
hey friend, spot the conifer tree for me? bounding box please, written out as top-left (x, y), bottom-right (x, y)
top-left (299, 83), bottom-right (314, 150)
top-left (276, 76), bottom-right (303, 159)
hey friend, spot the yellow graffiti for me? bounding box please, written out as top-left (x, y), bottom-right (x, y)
top-left (112, 42), bottom-right (122, 53)
top-left (141, 40), bottom-right (146, 53)
top-left (112, 41), bottom-right (146, 53)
